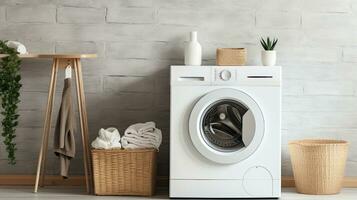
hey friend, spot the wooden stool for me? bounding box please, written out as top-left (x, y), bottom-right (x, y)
top-left (0, 54), bottom-right (96, 193)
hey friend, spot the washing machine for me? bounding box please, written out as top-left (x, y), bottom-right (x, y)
top-left (170, 66), bottom-right (281, 198)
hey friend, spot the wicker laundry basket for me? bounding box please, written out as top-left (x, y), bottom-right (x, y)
top-left (288, 139), bottom-right (349, 194)
top-left (91, 148), bottom-right (157, 196)
top-left (216, 48), bottom-right (247, 66)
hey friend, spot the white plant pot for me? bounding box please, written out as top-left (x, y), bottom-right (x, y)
top-left (261, 50), bottom-right (276, 66)
top-left (184, 31), bottom-right (202, 66)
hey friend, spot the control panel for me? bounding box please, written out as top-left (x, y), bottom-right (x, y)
top-left (171, 66), bottom-right (281, 86)
top-left (214, 66), bottom-right (280, 86)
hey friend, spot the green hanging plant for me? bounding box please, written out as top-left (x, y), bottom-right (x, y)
top-left (0, 40), bottom-right (22, 165)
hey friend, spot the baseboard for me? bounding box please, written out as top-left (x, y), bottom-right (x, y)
top-left (0, 175), bottom-right (356, 188)
top-left (0, 175), bottom-right (85, 186)
top-left (281, 176), bottom-right (295, 187)
top-left (0, 175), bottom-right (169, 187)
top-left (282, 176), bottom-right (357, 188)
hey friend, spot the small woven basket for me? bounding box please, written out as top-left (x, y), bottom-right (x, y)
top-left (216, 48), bottom-right (247, 66)
top-left (288, 139), bottom-right (349, 195)
top-left (92, 148), bottom-right (157, 196)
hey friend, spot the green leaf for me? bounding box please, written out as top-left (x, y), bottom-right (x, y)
top-left (271, 38), bottom-right (278, 50)
top-left (260, 37), bottom-right (269, 50)
top-left (0, 40), bottom-right (22, 165)
top-left (260, 36), bottom-right (278, 50)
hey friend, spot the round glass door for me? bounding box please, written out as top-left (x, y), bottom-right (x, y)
top-left (189, 88), bottom-right (264, 164)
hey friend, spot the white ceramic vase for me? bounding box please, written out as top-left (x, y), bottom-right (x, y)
top-left (261, 50), bottom-right (276, 66)
top-left (184, 31), bottom-right (202, 66)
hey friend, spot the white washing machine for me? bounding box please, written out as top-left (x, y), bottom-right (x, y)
top-left (170, 66), bottom-right (281, 198)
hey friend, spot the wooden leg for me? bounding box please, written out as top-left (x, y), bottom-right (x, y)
top-left (74, 58), bottom-right (91, 193)
top-left (34, 59), bottom-right (59, 193)
top-left (75, 59), bottom-right (92, 187)
top-left (40, 59), bottom-right (60, 187)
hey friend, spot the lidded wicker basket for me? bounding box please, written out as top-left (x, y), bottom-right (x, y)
top-left (91, 148), bottom-right (157, 196)
top-left (216, 48), bottom-right (247, 66)
top-left (288, 139), bottom-right (349, 195)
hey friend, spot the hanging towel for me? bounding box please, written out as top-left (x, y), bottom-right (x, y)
top-left (121, 122), bottom-right (162, 150)
top-left (54, 78), bottom-right (75, 179)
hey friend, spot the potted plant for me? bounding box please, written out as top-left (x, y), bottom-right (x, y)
top-left (260, 37), bottom-right (278, 66)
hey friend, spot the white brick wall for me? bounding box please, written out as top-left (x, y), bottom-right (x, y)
top-left (303, 13), bottom-right (357, 29)
top-left (104, 76), bottom-right (154, 93)
top-left (343, 47), bottom-right (357, 62)
top-left (302, 0), bottom-right (351, 13)
top-left (107, 8), bottom-right (155, 24)
top-left (256, 12), bottom-right (301, 28)
top-left (0, 0), bottom-right (356, 178)
top-left (57, 7), bottom-right (106, 24)
top-left (6, 5), bottom-right (56, 23)
top-left (0, 7), bottom-right (5, 22)
top-left (55, 41), bottom-right (105, 58)
top-left (158, 9), bottom-right (255, 27)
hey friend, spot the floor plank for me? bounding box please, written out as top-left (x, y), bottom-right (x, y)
top-left (0, 187), bottom-right (356, 199)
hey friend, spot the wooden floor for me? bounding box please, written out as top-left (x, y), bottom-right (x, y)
top-left (0, 187), bottom-right (356, 199)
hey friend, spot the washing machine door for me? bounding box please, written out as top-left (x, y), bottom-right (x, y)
top-left (189, 88), bottom-right (264, 164)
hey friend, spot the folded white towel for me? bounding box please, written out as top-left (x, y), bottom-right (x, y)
top-left (121, 138), bottom-right (160, 149)
top-left (125, 121), bottom-right (156, 135)
top-left (5, 41), bottom-right (27, 54)
top-left (121, 122), bottom-right (162, 150)
top-left (121, 140), bottom-right (158, 149)
top-left (91, 127), bottom-right (121, 149)
top-left (123, 133), bottom-right (160, 145)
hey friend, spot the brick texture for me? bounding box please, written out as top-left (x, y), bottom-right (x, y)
top-left (107, 8), bottom-right (155, 24)
top-left (57, 7), bottom-right (105, 24)
top-left (6, 5), bottom-right (56, 23)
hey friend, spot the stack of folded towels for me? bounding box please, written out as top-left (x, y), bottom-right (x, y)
top-left (121, 122), bottom-right (162, 150)
top-left (91, 122), bottom-right (162, 150)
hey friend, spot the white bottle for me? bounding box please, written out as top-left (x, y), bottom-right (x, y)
top-left (184, 31), bottom-right (202, 66)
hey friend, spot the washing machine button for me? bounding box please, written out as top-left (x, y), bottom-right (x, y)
top-left (220, 70), bottom-right (232, 81)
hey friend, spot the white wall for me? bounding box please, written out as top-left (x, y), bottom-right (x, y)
top-left (0, 0), bottom-right (356, 178)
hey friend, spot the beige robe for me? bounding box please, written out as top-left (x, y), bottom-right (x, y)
top-left (54, 78), bottom-right (75, 178)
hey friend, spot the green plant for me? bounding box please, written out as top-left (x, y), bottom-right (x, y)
top-left (0, 40), bottom-right (22, 165)
top-left (260, 37), bottom-right (278, 51)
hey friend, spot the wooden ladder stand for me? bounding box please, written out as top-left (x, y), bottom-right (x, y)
top-left (1, 54), bottom-right (97, 193)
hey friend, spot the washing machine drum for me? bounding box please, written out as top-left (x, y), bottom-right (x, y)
top-left (189, 88), bottom-right (264, 164)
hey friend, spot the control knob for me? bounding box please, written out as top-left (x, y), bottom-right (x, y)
top-left (219, 70), bottom-right (232, 81)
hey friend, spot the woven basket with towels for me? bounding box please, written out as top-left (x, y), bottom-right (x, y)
top-left (92, 148), bottom-right (157, 196)
top-left (91, 122), bottom-right (161, 196)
